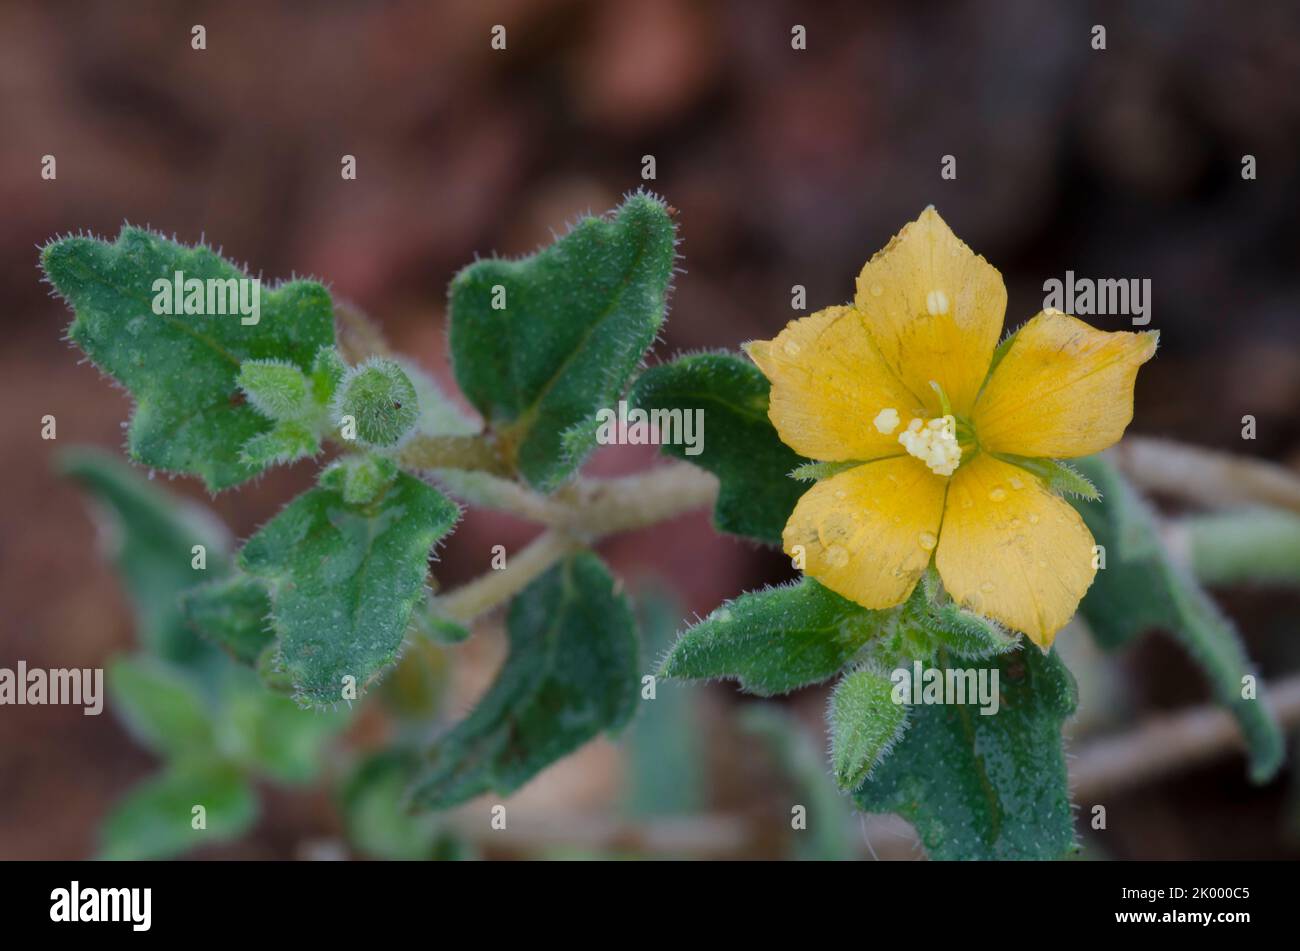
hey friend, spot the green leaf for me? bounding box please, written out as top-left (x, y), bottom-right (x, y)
top-left (661, 578), bottom-right (883, 696)
top-left (1070, 456), bottom-right (1284, 781)
top-left (333, 358), bottom-right (419, 448)
top-left (217, 665), bottom-right (347, 784)
top-left (43, 227), bottom-right (335, 491)
top-left (180, 575), bottom-right (274, 665)
top-left (98, 761), bottom-right (256, 860)
top-left (630, 352), bottom-right (805, 544)
top-left (59, 448), bottom-right (229, 663)
top-left (829, 667), bottom-right (909, 791)
top-left (449, 191), bottom-right (677, 490)
top-left (790, 460), bottom-right (864, 483)
top-left (740, 705), bottom-right (854, 860)
top-left (239, 420), bottom-right (320, 468)
top-left (854, 645), bottom-right (1078, 860)
top-left (340, 750), bottom-right (445, 860)
top-left (412, 552), bottom-right (639, 809)
top-left (107, 655), bottom-right (214, 756)
top-left (239, 473), bottom-right (460, 706)
top-left (237, 359), bottom-right (312, 422)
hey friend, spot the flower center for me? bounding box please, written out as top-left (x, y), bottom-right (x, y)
top-left (898, 415), bottom-right (961, 476)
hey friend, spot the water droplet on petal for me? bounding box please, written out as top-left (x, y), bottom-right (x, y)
top-left (917, 531), bottom-right (938, 551)
top-left (989, 487), bottom-right (1007, 502)
top-left (783, 339), bottom-right (801, 356)
top-left (869, 284), bottom-right (883, 297)
top-left (1009, 476), bottom-right (1025, 490)
top-left (826, 545), bottom-right (850, 568)
top-left (979, 581), bottom-right (995, 593)
top-left (1028, 513), bottom-right (1041, 525)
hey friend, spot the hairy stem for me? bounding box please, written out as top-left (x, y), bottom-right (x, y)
top-left (400, 434), bottom-right (512, 477)
top-left (433, 463), bottom-right (719, 624)
top-left (437, 530), bottom-right (584, 623)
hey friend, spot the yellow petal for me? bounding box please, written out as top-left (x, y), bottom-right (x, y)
top-left (853, 207), bottom-right (1007, 416)
top-left (747, 305), bottom-right (926, 462)
top-left (935, 453), bottom-right (1097, 647)
top-left (784, 456), bottom-right (946, 609)
top-left (974, 310), bottom-right (1158, 458)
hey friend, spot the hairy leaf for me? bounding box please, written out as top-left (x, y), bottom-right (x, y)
top-left (630, 352), bottom-right (805, 544)
top-left (855, 645), bottom-right (1078, 860)
top-left (661, 578), bottom-right (883, 695)
top-left (829, 667), bottom-right (909, 791)
top-left (449, 192), bottom-right (676, 490)
top-left (239, 473), bottom-right (459, 706)
top-left (43, 227), bottom-right (334, 490)
top-left (412, 552), bottom-right (639, 809)
top-left (1070, 455), bottom-right (1284, 781)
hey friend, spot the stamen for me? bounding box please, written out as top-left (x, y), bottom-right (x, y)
top-left (873, 408), bottom-right (900, 435)
top-left (898, 414), bottom-right (961, 476)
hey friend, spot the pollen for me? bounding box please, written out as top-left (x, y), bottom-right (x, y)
top-left (873, 407), bottom-right (901, 434)
top-left (898, 414), bottom-right (961, 476)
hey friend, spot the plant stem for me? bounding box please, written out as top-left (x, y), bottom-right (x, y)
top-left (432, 463), bottom-right (719, 624)
top-left (1111, 436), bottom-right (1300, 513)
top-left (437, 530), bottom-right (584, 623)
top-left (400, 434), bottom-right (512, 476)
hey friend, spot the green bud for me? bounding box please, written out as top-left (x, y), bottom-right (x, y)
top-left (334, 359), bottom-right (419, 447)
top-left (318, 453), bottom-right (399, 505)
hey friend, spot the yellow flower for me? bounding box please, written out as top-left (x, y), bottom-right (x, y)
top-left (746, 208), bottom-right (1157, 647)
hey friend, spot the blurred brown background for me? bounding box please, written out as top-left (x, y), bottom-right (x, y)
top-left (1, 0), bottom-right (1298, 859)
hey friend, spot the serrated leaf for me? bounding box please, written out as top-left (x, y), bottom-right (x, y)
top-left (107, 654), bottom-right (214, 757)
top-left (43, 227), bottom-right (335, 490)
top-left (854, 645), bottom-right (1078, 860)
top-left (829, 667), bottom-right (909, 791)
top-left (98, 761), bottom-right (256, 860)
top-left (60, 448), bottom-right (229, 664)
top-left (630, 352), bottom-right (805, 544)
top-left (1070, 455), bottom-right (1284, 781)
top-left (239, 473), bottom-right (459, 706)
top-left (180, 575), bottom-right (273, 665)
top-left (412, 552), bottom-right (639, 809)
top-left (449, 192), bottom-right (676, 490)
top-left (661, 577), bottom-right (884, 696)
